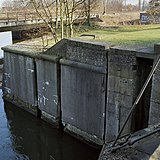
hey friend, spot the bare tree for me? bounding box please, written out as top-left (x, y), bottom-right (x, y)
top-left (1, 0), bottom-right (13, 11)
top-left (63, 0), bottom-right (86, 37)
top-left (29, 0), bottom-right (88, 41)
top-left (60, 0), bottom-right (64, 39)
top-left (30, 0), bottom-right (59, 42)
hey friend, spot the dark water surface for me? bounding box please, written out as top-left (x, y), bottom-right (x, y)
top-left (0, 90), bottom-right (100, 160)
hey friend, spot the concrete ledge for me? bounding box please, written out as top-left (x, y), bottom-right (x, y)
top-left (3, 95), bottom-right (39, 117)
top-left (37, 54), bottom-right (61, 62)
top-left (60, 59), bottom-right (107, 74)
top-left (136, 47), bottom-right (155, 59)
top-left (63, 123), bottom-right (104, 146)
top-left (67, 38), bottom-right (111, 50)
top-left (41, 111), bottom-right (60, 127)
top-left (2, 44), bottom-right (41, 58)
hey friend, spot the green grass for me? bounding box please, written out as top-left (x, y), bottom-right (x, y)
top-left (23, 24), bottom-right (160, 48)
top-left (74, 24), bottom-right (160, 47)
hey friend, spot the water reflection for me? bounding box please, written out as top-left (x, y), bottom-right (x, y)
top-left (0, 91), bottom-right (100, 160)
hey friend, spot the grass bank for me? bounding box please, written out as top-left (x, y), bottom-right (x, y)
top-left (18, 24), bottom-right (160, 48)
top-left (74, 24), bottom-right (160, 47)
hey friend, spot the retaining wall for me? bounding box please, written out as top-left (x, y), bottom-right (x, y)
top-left (2, 45), bottom-right (39, 115)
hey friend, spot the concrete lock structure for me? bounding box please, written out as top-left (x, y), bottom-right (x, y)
top-left (2, 42), bottom-right (66, 124)
top-left (2, 39), bottom-right (160, 145)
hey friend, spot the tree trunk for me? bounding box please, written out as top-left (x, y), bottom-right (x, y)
top-left (87, 0), bottom-right (91, 26)
top-left (60, 0), bottom-right (64, 39)
top-left (55, 0), bottom-right (59, 31)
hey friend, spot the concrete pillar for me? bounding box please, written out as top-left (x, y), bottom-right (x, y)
top-left (106, 47), bottom-right (137, 141)
top-left (36, 54), bottom-right (61, 126)
top-left (60, 39), bottom-right (110, 145)
top-left (2, 45), bottom-right (39, 115)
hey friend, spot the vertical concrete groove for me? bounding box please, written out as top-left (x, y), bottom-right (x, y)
top-left (34, 59), bottom-right (41, 118)
top-left (57, 60), bottom-right (62, 126)
top-left (103, 50), bottom-right (108, 143)
top-left (118, 105), bottom-right (121, 133)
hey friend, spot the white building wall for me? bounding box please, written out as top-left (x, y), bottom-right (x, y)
top-left (0, 31), bottom-right (12, 59)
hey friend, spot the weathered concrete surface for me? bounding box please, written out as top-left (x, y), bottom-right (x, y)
top-left (34, 40), bottom-right (68, 124)
top-left (36, 56), bottom-right (61, 125)
top-left (99, 125), bottom-right (160, 160)
top-left (2, 45), bottom-right (40, 115)
top-left (61, 62), bottom-right (106, 144)
top-left (106, 47), bottom-right (137, 141)
top-left (2, 39), bottom-right (160, 147)
top-left (106, 46), bottom-right (156, 142)
top-left (64, 39), bottom-right (109, 67)
top-left (149, 44), bottom-right (160, 125)
top-left (61, 39), bottom-right (110, 145)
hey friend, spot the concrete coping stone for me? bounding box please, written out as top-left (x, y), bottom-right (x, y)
top-left (65, 38), bottom-right (112, 67)
top-left (67, 38), bottom-right (112, 50)
top-left (136, 47), bottom-right (155, 59)
top-left (110, 45), bottom-right (156, 59)
top-left (60, 58), bottom-right (107, 74)
top-left (2, 44), bottom-right (42, 58)
top-left (37, 53), bottom-right (61, 62)
top-left (2, 43), bottom-right (62, 61)
top-left (109, 46), bottom-right (137, 55)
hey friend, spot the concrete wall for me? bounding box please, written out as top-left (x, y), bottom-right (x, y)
top-left (2, 39), bottom-right (160, 145)
top-left (106, 47), bottom-right (137, 141)
top-left (36, 55), bottom-right (61, 126)
top-left (149, 44), bottom-right (160, 125)
top-left (3, 47), bottom-right (38, 115)
top-left (60, 39), bottom-right (110, 145)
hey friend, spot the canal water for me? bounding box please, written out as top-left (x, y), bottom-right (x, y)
top-left (0, 90), bottom-right (100, 160)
